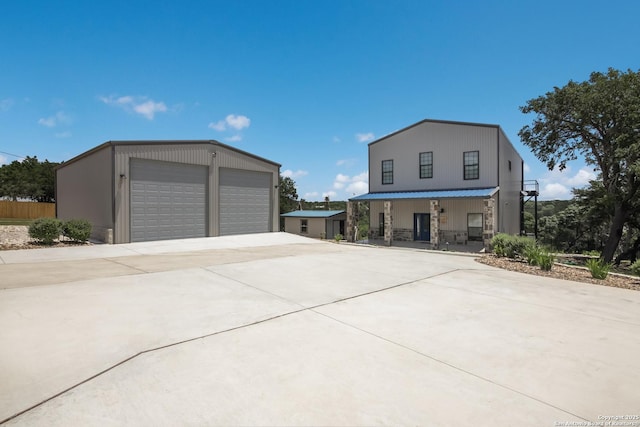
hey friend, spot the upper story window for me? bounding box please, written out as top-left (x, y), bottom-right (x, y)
top-left (419, 152), bottom-right (433, 179)
top-left (464, 151), bottom-right (479, 180)
top-left (382, 159), bottom-right (393, 185)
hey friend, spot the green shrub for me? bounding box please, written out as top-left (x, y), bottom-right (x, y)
top-left (586, 258), bottom-right (611, 280)
top-left (629, 259), bottom-right (640, 276)
top-left (536, 249), bottom-right (555, 271)
top-left (62, 219), bottom-right (92, 242)
top-left (504, 235), bottom-right (536, 259)
top-left (524, 244), bottom-right (542, 266)
top-left (490, 233), bottom-right (510, 257)
top-left (28, 217), bottom-right (62, 245)
top-left (334, 233), bottom-right (343, 243)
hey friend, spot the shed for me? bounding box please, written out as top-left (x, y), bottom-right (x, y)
top-left (281, 210), bottom-right (346, 239)
top-left (55, 140), bottom-right (280, 243)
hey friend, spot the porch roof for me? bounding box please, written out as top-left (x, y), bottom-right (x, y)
top-left (349, 187), bottom-right (498, 201)
top-left (280, 210), bottom-right (345, 218)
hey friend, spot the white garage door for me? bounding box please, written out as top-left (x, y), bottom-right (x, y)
top-left (130, 159), bottom-right (207, 242)
top-left (219, 168), bottom-right (272, 236)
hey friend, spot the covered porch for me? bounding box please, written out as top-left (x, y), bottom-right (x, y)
top-left (347, 188), bottom-right (498, 250)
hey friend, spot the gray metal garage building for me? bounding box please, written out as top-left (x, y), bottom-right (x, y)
top-left (56, 141), bottom-right (280, 244)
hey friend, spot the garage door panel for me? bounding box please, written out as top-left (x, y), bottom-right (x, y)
top-left (219, 168), bottom-right (271, 236)
top-left (130, 159), bottom-right (207, 242)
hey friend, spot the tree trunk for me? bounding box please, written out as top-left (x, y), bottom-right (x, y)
top-left (602, 203), bottom-right (628, 263)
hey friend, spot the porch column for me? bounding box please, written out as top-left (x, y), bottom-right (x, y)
top-left (430, 200), bottom-right (440, 250)
top-left (384, 200), bottom-right (393, 246)
top-left (346, 201), bottom-right (356, 242)
top-left (483, 197), bottom-right (496, 248)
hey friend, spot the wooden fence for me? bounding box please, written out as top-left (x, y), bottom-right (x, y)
top-left (0, 201), bottom-right (56, 219)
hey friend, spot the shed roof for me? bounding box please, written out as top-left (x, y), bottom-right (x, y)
top-left (280, 210), bottom-right (346, 218)
top-left (350, 187), bottom-right (498, 201)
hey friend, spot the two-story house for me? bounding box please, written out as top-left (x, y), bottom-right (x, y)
top-left (348, 119), bottom-right (523, 249)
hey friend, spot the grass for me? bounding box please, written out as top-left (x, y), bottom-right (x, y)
top-left (0, 218), bottom-right (33, 226)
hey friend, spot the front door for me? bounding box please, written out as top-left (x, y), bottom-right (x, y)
top-left (413, 213), bottom-right (431, 241)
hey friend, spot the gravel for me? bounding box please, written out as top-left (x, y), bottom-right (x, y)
top-left (476, 254), bottom-right (640, 292)
top-left (0, 225), bottom-right (91, 250)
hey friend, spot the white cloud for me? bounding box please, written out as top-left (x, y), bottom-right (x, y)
top-left (523, 163), bottom-right (531, 174)
top-left (209, 114), bottom-right (251, 131)
top-left (208, 120), bottom-right (226, 131)
top-left (225, 135), bottom-right (242, 142)
top-left (538, 165), bottom-right (597, 200)
top-left (0, 154), bottom-right (8, 165)
top-left (0, 98), bottom-right (14, 112)
top-left (55, 131), bottom-right (72, 138)
top-left (100, 95), bottom-right (167, 120)
top-left (356, 132), bottom-right (375, 143)
top-left (303, 191), bottom-right (319, 199)
top-left (225, 114), bottom-right (250, 130)
top-left (331, 171), bottom-right (368, 196)
top-left (332, 136), bottom-right (341, 143)
top-left (38, 111), bottom-right (72, 127)
top-left (281, 169), bottom-right (309, 179)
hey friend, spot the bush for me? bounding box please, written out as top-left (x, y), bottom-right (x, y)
top-left (524, 244), bottom-right (542, 266)
top-left (334, 233), bottom-right (343, 243)
top-left (505, 235), bottom-right (536, 259)
top-left (630, 260), bottom-right (640, 276)
top-left (62, 219), bottom-right (92, 242)
top-left (28, 217), bottom-right (62, 245)
top-left (490, 233), bottom-right (510, 257)
top-left (586, 258), bottom-right (611, 280)
top-left (536, 249), bottom-right (555, 271)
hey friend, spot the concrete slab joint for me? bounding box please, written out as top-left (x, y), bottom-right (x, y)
top-left (384, 200), bottom-right (393, 246)
top-left (430, 200), bottom-right (440, 250)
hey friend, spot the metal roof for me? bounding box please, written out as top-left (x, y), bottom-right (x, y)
top-left (280, 210), bottom-right (346, 218)
top-left (350, 187), bottom-right (498, 201)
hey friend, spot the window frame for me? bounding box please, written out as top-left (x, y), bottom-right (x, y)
top-left (419, 151), bottom-right (433, 179)
top-left (300, 219), bottom-right (308, 234)
top-left (381, 159), bottom-right (394, 185)
top-left (463, 150), bottom-right (479, 180)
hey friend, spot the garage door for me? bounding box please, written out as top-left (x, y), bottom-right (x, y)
top-left (219, 168), bottom-right (271, 235)
top-left (130, 159), bottom-right (207, 242)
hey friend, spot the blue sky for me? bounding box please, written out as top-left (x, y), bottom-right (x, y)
top-left (1, 1), bottom-right (639, 201)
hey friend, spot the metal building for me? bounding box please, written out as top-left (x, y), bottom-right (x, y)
top-left (55, 140), bottom-right (280, 244)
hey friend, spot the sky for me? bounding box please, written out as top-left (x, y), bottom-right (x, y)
top-left (1, 0), bottom-right (639, 201)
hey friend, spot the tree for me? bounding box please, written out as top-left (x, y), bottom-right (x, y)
top-left (519, 68), bottom-right (640, 262)
top-left (0, 156), bottom-right (58, 202)
top-left (279, 175), bottom-right (298, 214)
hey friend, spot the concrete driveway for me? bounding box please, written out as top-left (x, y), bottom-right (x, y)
top-left (1, 233), bottom-right (638, 426)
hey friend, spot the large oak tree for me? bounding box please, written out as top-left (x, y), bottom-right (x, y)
top-left (519, 68), bottom-right (640, 262)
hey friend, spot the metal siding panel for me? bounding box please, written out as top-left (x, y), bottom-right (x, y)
top-left (129, 159), bottom-right (207, 242)
top-left (369, 121), bottom-right (498, 193)
top-left (219, 168), bottom-right (272, 236)
top-left (498, 129), bottom-right (524, 234)
top-left (56, 146), bottom-right (112, 240)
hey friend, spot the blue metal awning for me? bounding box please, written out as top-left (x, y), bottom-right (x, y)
top-left (280, 210), bottom-right (346, 218)
top-left (349, 187), bottom-right (498, 201)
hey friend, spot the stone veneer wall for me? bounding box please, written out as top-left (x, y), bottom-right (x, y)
top-left (483, 198), bottom-right (495, 248)
top-left (346, 201), bottom-right (356, 242)
top-left (430, 200), bottom-right (440, 249)
top-left (384, 201), bottom-right (393, 246)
